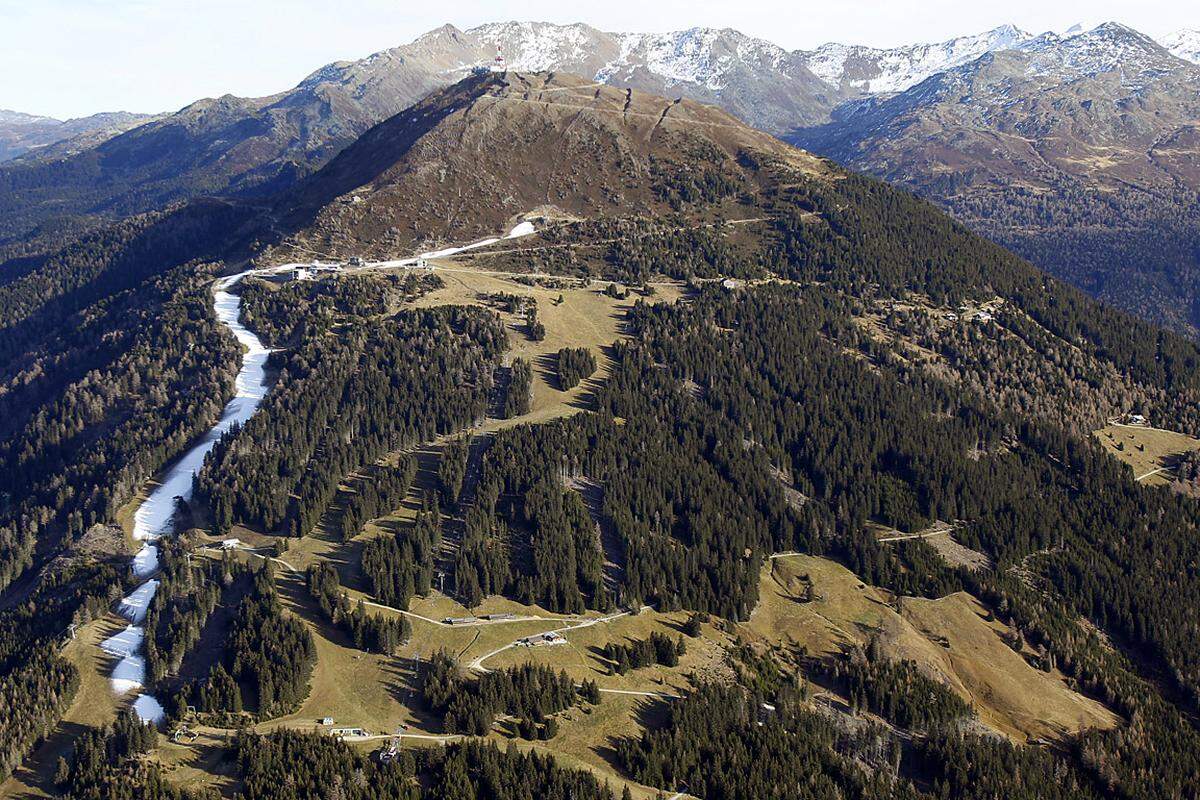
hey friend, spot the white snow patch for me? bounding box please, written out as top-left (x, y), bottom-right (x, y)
top-left (133, 694), bottom-right (166, 725)
top-left (100, 625), bottom-right (144, 657)
top-left (413, 221), bottom-right (535, 260)
top-left (1162, 29), bottom-right (1200, 64)
top-left (114, 270), bottom-right (273, 722)
top-left (803, 24), bottom-right (1031, 92)
top-left (132, 274), bottom-right (271, 544)
top-left (419, 238), bottom-right (499, 259)
top-left (110, 654), bottom-right (145, 694)
top-left (506, 221), bottom-right (536, 238)
top-left (1014, 23), bottom-right (1182, 90)
top-left (132, 543), bottom-right (159, 577)
top-left (118, 579), bottom-right (158, 623)
top-left (473, 21), bottom-right (594, 71)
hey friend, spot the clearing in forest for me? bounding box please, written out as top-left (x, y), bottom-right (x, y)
top-left (744, 555), bottom-right (1119, 742)
top-left (1094, 423), bottom-right (1200, 485)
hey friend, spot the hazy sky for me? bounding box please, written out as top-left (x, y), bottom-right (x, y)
top-left (2, 0), bottom-right (1195, 119)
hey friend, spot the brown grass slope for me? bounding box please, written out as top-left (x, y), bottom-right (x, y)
top-left (272, 70), bottom-right (820, 260)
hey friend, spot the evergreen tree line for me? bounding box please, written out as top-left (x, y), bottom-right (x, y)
top-left (556, 346), bottom-right (596, 390)
top-left (360, 495), bottom-right (442, 610)
top-left (422, 651), bottom-right (582, 736)
top-left (438, 437), bottom-right (469, 509)
top-left (305, 561), bottom-right (410, 654)
top-left (502, 358), bottom-right (532, 418)
top-left (239, 271), bottom-right (443, 347)
top-left (602, 631), bottom-right (686, 674)
top-left (0, 560), bottom-right (127, 784)
top-left (619, 280), bottom-right (1200, 793)
top-left (55, 722), bottom-right (622, 800)
top-left (617, 683), bottom-right (919, 800)
top-left (454, 467), bottom-right (606, 613)
top-left (757, 161), bottom-right (1200, 404)
top-left (0, 645), bottom-right (78, 783)
top-left (143, 537), bottom-right (232, 685)
top-left (195, 306), bottom-right (506, 537)
top-left (524, 304), bottom-right (545, 342)
top-left (818, 646), bottom-right (971, 731)
top-left (333, 458), bottom-right (416, 541)
top-left (0, 263), bottom-right (238, 594)
top-left (56, 709), bottom-right (169, 800)
top-left (649, 138), bottom-right (746, 210)
top-left (617, 682), bottom-right (1103, 800)
top-left (234, 729), bottom-right (617, 800)
top-left (186, 565), bottom-right (315, 719)
top-left (473, 349), bottom-right (798, 618)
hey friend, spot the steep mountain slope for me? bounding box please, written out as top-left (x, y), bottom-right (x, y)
top-left (1, 19), bottom-right (1175, 264)
top-left (11, 69), bottom-right (1200, 798)
top-left (271, 71), bottom-right (813, 260)
top-left (4, 18), bottom-right (1200, 328)
top-left (791, 23), bottom-right (1200, 334)
top-left (470, 22), bottom-right (844, 131)
top-left (0, 110), bottom-right (153, 162)
top-left (0, 19), bottom-right (952, 257)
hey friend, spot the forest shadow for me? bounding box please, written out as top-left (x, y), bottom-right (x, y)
top-left (592, 697), bottom-right (672, 784)
top-left (535, 352), bottom-right (563, 391)
top-left (381, 656), bottom-right (443, 731)
top-left (5, 720), bottom-right (91, 798)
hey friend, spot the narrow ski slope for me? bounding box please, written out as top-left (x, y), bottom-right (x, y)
top-left (111, 221), bottom-right (535, 724)
top-left (111, 271), bottom-right (271, 723)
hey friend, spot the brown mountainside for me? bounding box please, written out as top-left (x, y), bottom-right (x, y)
top-left (271, 71), bottom-right (818, 260)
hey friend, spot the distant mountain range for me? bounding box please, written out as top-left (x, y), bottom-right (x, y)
top-left (3, 20), bottom-right (1200, 331)
top-left (0, 109), bottom-right (154, 162)
top-left (790, 23), bottom-right (1200, 333)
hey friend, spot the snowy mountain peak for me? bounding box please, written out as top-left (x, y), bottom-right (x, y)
top-left (458, 22), bottom-right (801, 94)
top-left (801, 24), bottom-right (1032, 94)
top-left (1162, 29), bottom-right (1200, 64)
top-left (1014, 21), bottom-right (1187, 86)
top-left (598, 27), bottom-right (792, 91)
top-left (470, 21), bottom-right (601, 71)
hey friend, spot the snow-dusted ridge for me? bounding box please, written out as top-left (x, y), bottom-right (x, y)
top-left (445, 20), bottom-right (1194, 97)
top-left (803, 24), bottom-right (1031, 93)
top-left (1163, 28), bottom-right (1200, 64)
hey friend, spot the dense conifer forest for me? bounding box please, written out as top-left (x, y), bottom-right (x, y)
top-left (555, 346), bottom-right (596, 390)
top-left (194, 306), bottom-right (505, 537)
top-left (361, 495), bottom-right (442, 610)
top-left (422, 651), bottom-right (582, 736)
top-left (0, 261), bottom-right (237, 594)
top-left (0, 560), bottom-right (126, 783)
top-left (143, 537), bottom-right (231, 686)
top-left (186, 565), bottom-right (314, 719)
top-left (306, 561), bottom-right (410, 653)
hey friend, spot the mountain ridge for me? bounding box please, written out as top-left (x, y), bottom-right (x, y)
top-left (3, 19), bottom-right (1199, 336)
top-left (0, 109), bottom-right (156, 163)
